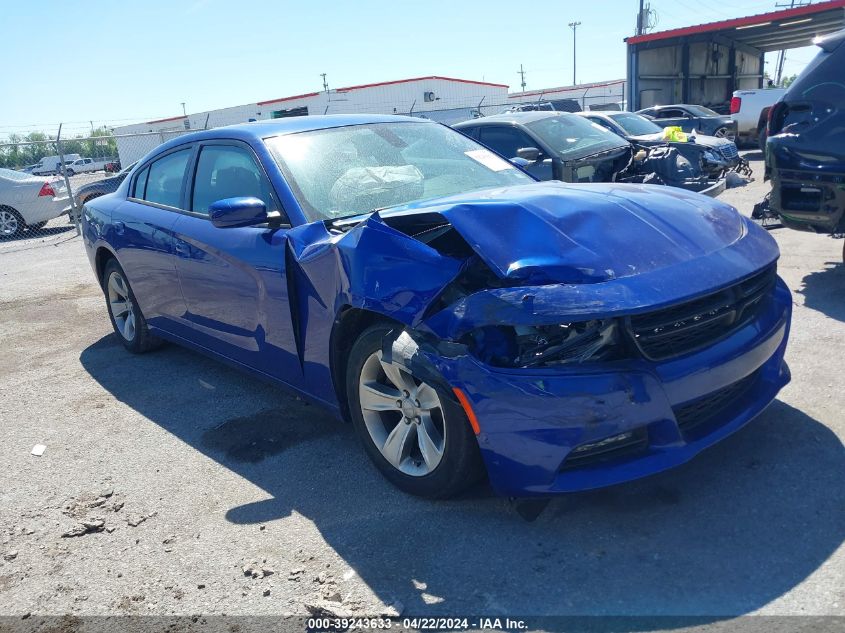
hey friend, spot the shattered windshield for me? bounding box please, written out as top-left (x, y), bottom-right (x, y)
top-left (525, 115), bottom-right (628, 161)
top-left (266, 122), bottom-right (533, 221)
top-left (609, 113), bottom-right (663, 136)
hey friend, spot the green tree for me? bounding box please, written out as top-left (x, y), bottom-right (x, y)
top-left (781, 74), bottom-right (798, 89)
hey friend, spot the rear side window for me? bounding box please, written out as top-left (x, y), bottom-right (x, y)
top-left (142, 149), bottom-right (192, 208)
top-left (191, 145), bottom-right (276, 214)
top-left (132, 166), bottom-right (149, 199)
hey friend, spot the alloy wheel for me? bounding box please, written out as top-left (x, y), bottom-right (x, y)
top-left (107, 271), bottom-right (136, 342)
top-left (358, 351), bottom-right (446, 476)
top-left (0, 209), bottom-right (20, 237)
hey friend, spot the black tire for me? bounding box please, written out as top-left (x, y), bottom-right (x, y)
top-left (758, 127), bottom-right (768, 152)
top-left (102, 258), bottom-right (163, 354)
top-left (346, 324), bottom-right (484, 498)
top-left (66, 169), bottom-right (75, 176)
top-left (0, 207), bottom-right (25, 238)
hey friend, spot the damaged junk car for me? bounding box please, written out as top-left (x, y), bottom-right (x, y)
top-left (766, 28), bottom-right (845, 258)
top-left (577, 110), bottom-right (743, 179)
top-left (82, 115), bottom-right (792, 498)
top-left (454, 112), bottom-right (724, 197)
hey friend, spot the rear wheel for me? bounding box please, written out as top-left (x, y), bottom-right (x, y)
top-left (103, 259), bottom-right (163, 354)
top-left (0, 207), bottom-right (24, 238)
top-left (714, 126), bottom-right (731, 139)
top-left (346, 324), bottom-right (483, 498)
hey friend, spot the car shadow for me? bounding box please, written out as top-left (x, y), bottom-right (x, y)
top-left (0, 225), bottom-right (75, 244)
top-left (80, 335), bottom-right (845, 616)
top-left (741, 150), bottom-right (763, 162)
top-left (797, 258), bottom-right (845, 322)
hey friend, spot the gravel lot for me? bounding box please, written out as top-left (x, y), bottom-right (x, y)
top-left (1, 154), bottom-right (843, 621)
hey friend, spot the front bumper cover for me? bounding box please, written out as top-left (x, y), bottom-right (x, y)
top-left (409, 276), bottom-right (791, 496)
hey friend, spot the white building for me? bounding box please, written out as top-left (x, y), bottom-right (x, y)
top-left (113, 76), bottom-right (509, 165)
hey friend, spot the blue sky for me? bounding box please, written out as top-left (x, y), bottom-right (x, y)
top-left (0, 0), bottom-right (820, 137)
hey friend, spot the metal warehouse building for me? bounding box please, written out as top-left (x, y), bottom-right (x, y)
top-left (113, 76), bottom-right (509, 165)
top-left (625, 0), bottom-right (845, 110)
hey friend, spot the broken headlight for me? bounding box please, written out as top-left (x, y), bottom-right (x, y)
top-left (463, 319), bottom-right (625, 368)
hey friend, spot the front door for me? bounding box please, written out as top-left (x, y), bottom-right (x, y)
top-left (172, 142), bottom-right (301, 386)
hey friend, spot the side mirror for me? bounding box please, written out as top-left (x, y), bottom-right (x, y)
top-left (510, 157), bottom-right (531, 168)
top-left (516, 147), bottom-right (542, 161)
top-left (209, 197), bottom-right (268, 228)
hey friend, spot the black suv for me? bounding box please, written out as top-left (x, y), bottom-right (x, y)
top-left (766, 28), bottom-right (845, 251)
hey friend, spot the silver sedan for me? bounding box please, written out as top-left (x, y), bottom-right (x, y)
top-left (0, 168), bottom-right (70, 237)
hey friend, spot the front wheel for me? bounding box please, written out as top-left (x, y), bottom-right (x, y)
top-left (103, 259), bottom-right (163, 354)
top-left (714, 126), bottom-right (733, 140)
top-left (66, 169), bottom-right (75, 176)
top-left (346, 324), bottom-right (483, 498)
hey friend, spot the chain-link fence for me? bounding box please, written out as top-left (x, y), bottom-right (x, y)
top-left (0, 128), bottom-right (196, 250)
top-left (0, 86), bottom-right (624, 250)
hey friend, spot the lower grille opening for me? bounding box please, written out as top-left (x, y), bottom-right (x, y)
top-left (561, 427), bottom-right (649, 470)
top-left (673, 370), bottom-right (760, 434)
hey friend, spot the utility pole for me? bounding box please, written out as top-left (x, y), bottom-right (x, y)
top-left (773, 0), bottom-right (808, 85)
top-left (637, 0), bottom-right (645, 35)
top-left (518, 64), bottom-right (527, 91)
top-left (568, 22), bottom-right (581, 85)
top-left (320, 73), bottom-right (329, 92)
top-left (180, 102), bottom-right (187, 117)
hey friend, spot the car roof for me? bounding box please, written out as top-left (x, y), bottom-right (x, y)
top-left (453, 111), bottom-right (572, 127)
top-left (152, 114), bottom-right (429, 152)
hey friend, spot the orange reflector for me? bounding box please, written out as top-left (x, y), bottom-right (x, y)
top-left (452, 387), bottom-right (481, 435)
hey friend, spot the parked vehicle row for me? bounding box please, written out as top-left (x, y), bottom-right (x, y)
top-left (454, 111), bottom-right (727, 196)
top-left (82, 114), bottom-right (791, 500)
top-left (577, 110), bottom-right (741, 178)
top-left (31, 154), bottom-right (80, 176)
top-left (765, 28), bottom-right (845, 261)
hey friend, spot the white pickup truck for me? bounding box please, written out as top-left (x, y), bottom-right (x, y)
top-left (730, 88), bottom-right (786, 149)
top-left (62, 157), bottom-right (110, 176)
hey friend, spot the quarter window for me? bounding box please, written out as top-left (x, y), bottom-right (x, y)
top-left (132, 166), bottom-right (149, 199)
top-left (142, 148), bottom-right (192, 208)
top-left (191, 145), bottom-right (275, 214)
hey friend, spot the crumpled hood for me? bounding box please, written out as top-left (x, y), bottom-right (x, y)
top-left (384, 181), bottom-right (745, 285)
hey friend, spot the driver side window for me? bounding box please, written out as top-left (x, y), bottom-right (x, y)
top-left (478, 126), bottom-right (537, 159)
top-left (191, 145), bottom-right (277, 215)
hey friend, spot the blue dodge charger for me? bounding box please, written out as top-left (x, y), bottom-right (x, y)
top-left (82, 115), bottom-right (792, 498)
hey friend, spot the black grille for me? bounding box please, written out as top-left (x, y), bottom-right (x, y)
top-left (673, 370), bottom-right (759, 433)
top-left (719, 143), bottom-right (739, 161)
top-left (627, 266), bottom-right (776, 361)
top-left (560, 428), bottom-right (649, 470)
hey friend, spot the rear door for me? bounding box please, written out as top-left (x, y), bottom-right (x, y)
top-left (172, 140), bottom-right (301, 385)
top-left (111, 145), bottom-right (192, 334)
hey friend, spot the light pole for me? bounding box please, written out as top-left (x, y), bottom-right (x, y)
top-left (568, 21), bottom-right (581, 85)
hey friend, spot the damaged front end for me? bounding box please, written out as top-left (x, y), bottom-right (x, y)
top-left (617, 144), bottom-right (726, 197)
top-left (289, 182), bottom-right (791, 496)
